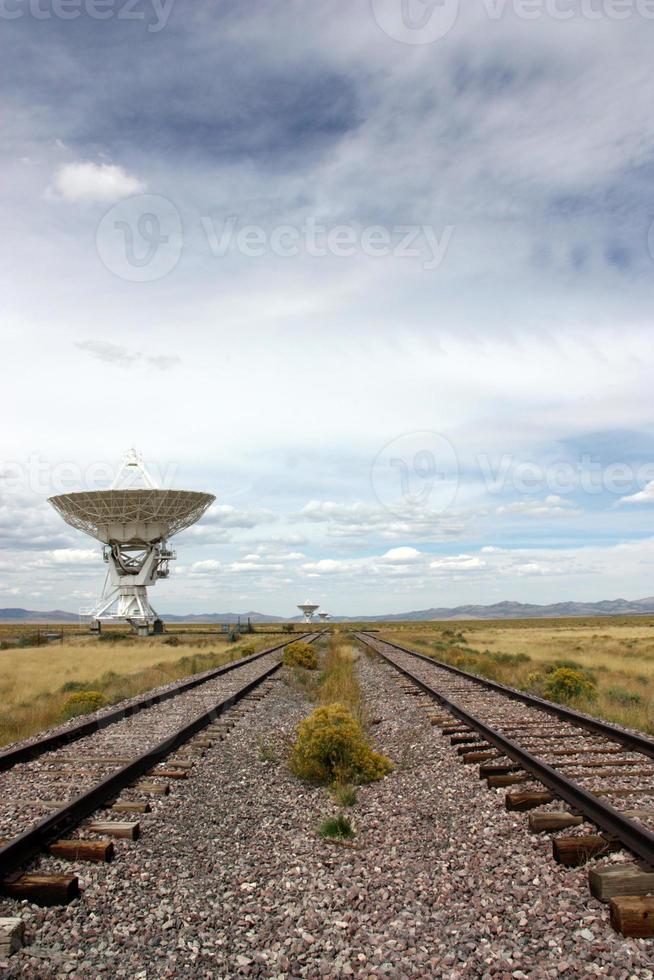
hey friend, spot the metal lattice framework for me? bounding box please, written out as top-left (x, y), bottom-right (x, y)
top-left (48, 489), bottom-right (215, 545)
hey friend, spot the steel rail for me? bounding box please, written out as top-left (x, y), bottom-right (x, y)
top-left (0, 633), bottom-right (323, 881)
top-left (356, 632), bottom-right (654, 869)
top-left (0, 632), bottom-right (318, 772)
top-left (355, 632), bottom-right (654, 760)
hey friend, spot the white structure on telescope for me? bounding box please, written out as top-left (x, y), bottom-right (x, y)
top-left (318, 612), bottom-right (331, 623)
top-left (297, 599), bottom-right (319, 623)
top-left (49, 450), bottom-right (215, 636)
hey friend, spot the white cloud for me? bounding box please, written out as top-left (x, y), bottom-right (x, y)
top-left (204, 504), bottom-right (277, 529)
top-left (50, 161), bottom-right (146, 203)
top-left (36, 549), bottom-right (98, 566)
top-left (190, 559), bottom-right (221, 572)
top-left (379, 547), bottom-right (422, 563)
top-left (429, 555), bottom-right (487, 572)
top-left (619, 480), bottom-right (654, 505)
top-left (496, 495), bottom-right (581, 518)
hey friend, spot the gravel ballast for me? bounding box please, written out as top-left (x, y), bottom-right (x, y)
top-left (1, 641), bottom-right (653, 977)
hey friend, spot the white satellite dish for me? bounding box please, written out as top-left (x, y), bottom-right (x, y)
top-left (49, 449), bottom-right (215, 635)
top-left (318, 611), bottom-right (331, 622)
top-left (297, 599), bottom-right (320, 624)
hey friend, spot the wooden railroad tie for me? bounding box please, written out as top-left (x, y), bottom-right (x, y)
top-left (461, 750), bottom-right (498, 764)
top-left (610, 896), bottom-right (654, 938)
top-left (451, 734), bottom-right (481, 746)
top-left (112, 800), bottom-right (151, 814)
top-left (1, 874), bottom-right (79, 906)
top-left (506, 790), bottom-right (555, 811)
top-left (590, 863), bottom-right (654, 903)
top-left (487, 772), bottom-right (529, 788)
top-left (87, 820), bottom-right (140, 840)
top-left (456, 742), bottom-right (488, 755)
top-left (552, 834), bottom-right (622, 867)
top-left (479, 761), bottom-right (521, 778)
top-left (49, 839), bottom-right (114, 863)
top-left (528, 811), bottom-right (584, 832)
top-left (133, 780), bottom-right (169, 795)
top-left (150, 769), bottom-right (188, 780)
top-left (0, 917), bottom-right (24, 957)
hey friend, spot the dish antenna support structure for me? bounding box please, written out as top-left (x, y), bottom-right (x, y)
top-left (49, 450), bottom-right (215, 636)
top-left (297, 599), bottom-right (320, 624)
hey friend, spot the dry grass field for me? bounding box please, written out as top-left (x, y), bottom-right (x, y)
top-left (0, 630), bottom-right (277, 748)
top-left (374, 617), bottom-right (654, 734)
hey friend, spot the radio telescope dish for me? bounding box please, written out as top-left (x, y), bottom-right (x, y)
top-left (49, 489), bottom-right (215, 546)
top-left (297, 599), bottom-right (319, 624)
top-left (48, 450), bottom-right (215, 636)
top-left (318, 611), bottom-right (331, 623)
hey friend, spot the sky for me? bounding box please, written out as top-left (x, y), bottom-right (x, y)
top-left (2, 0), bottom-right (654, 617)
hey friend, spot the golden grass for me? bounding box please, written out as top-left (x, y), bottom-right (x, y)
top-left (319, 632), bottom-right (364, 725)
top-left (0, 634), bottom-right (274, 748)
top-left (377, 617), bottom-right (654, 733)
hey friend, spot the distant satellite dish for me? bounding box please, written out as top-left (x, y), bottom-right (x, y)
top-left (318, 611), bottom-right (330, 622)
top-left (297, 599), bottom-right (320, 624)
top-left (49, 450), bottom-right (215, 635)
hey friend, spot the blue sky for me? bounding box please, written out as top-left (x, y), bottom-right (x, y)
top-left (2, 1), bottom-right (654, 615)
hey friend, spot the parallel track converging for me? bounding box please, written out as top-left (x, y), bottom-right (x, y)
top-left (355, 631), bottom-right (654, 934)
top-left (0, 633), bottom-right (322, 895)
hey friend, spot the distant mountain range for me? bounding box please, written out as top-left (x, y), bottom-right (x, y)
top-left (3, 597), bottom-right (654, 624)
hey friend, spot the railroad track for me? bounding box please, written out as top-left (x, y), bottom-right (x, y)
top-left (0, 632), bottom-right (322, 908)
top-left (355, 631), bottom-right (654, 939)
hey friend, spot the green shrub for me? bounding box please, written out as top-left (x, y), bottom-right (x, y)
top-left (543, 667), bottom-right (596, 704)
top-left (282, 623), bottom-right (295, 633)
top-left (60, 680), bottom-right (88, 693)
top-left (59, 690), bottom-right (107, 721)
top-left (331, 784), bottom-right (357, 807)
top-left (283, 641), bottom-right (318, 670)
top-left (606, 685), bottom-right (643, 707)
top-left (240, 644), bottom-right (256, 656)
top-left (290, 703), bottom-right (393, 784)
top-left (318, 814), bottom-right (355, 840)
top-left (17, 634), bottom-right (41, 648)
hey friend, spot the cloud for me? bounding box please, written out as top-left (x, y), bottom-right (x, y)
top-left (300, 500), bottom-right (473, 541)
top-left (76, 341), bottom-right (181, 371)
top-left (619, 480), bottom-right (654, 505)
top-left (34, 549), bottom-right (98, 567)
top-left (429, 555), bottom-right (487, 572)
top-left (50, 162), bottom-right (146, 203)
top-left (203, 504), bottom-right (277, 529)
top-left (496, 495), bottom-right (581, 518)
top-left (190, 559), bottom-right (221, 573)
top-left (379, 547), bottom-right (422, 563)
